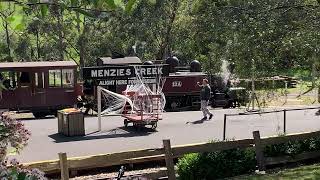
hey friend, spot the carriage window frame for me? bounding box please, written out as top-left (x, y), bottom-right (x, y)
top-left (35, 72), bottom-right (45, 89)
top-left (49, 69), bottom-right (62, 88)
top-left (0, 71), bottom-right (17, 89)
top-left (62, 69), bottom-right (74, 88)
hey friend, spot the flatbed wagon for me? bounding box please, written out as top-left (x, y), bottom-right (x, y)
top-left (122, 92), bottom-right (162, 130)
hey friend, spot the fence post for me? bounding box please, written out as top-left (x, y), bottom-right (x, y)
top-left (283, 109), bottom-right (287, 134)
top-left (163, 139), bottom-right (176, 180)
top-left (252, 131), bottom-right (266, 171)
top-left (59, 153), bottom-right (69, 180)
top-left (223, 114), bottom-right (227, 141)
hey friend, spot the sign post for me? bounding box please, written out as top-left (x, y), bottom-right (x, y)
top-left (97, 86), bottom-right (102, 131)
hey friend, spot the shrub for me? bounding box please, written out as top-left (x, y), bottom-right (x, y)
top-left (264, 137), bottom-right (320, 158)
top-left (177, 136), bottom-right (320, 180)
top-left (0, 113), bottom-right (31, 159)
top-left (177, 147), bottom-right (256, 180)
top-left (0, 113), bottom-right (47, 180)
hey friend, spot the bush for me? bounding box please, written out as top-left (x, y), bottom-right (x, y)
top-left (177, 147), bottom-right (256, 180)
top-left (0, 113), bottom-right (47, 180)
top-left (264, 137), bottom-right (320, 157)
top-left (0, 113), bottom-right (31, 159)
top-left (177, 136), bottom-right (320, 180)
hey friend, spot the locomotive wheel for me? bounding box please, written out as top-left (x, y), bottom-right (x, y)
top-left (151, 122), bottom-right (158, 130)
top-left (133, 123), bottom-right (143, 131)
top-left (124, 119), bottom-right (128, 127)
top-left (211, 100), bottom-right (216, 108)
top-left (33, 112), bottom-right (47, 119)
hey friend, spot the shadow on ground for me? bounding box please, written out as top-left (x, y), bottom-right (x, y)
top-left (49, 126), bottom-right (157, 143)
top-left (186, 118), bottom-right (210, 124)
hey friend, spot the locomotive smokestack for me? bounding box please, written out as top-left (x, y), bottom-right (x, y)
top-left (165, 56), bottom-right (179, 73)
top-left (190, 60), bottom-right (201, 72)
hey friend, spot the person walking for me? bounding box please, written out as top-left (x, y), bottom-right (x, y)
top-left (197, 79), bottom-right (213, 120)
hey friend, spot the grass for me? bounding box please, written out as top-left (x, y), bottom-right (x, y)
top-left (253, 81), bottom-right (320, 107)
top-left (228, 163), bottom-right (320, 180)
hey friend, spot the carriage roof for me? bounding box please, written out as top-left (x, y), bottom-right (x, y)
top-left (0, 61), bottom-right (77, 71)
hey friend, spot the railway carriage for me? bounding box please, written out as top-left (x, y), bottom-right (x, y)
top-left (0, 61), bottom-right (80, 118)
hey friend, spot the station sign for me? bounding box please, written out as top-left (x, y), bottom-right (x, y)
top-left (83, 65), bottom-right (169, 80)
top-left (97, 78), bottom-right (157, 86)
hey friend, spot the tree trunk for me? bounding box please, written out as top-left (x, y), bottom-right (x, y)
top-left (156, 0), bottom-right (179, 60)
top-left (312, 63), bottom-right (316, 88)
top-left (79, 15), bottom-right (88, 80)
top-left (36, 30), bottom-right (40, 60)
top-left (5, 21), bottom-right (11, 59)
top-left (56, 6), bottom-right (64, 60)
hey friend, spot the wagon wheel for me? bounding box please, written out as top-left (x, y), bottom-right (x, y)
top-left (124, 119), bottom-right (128, 127)
top-left (133, 123), bottom-right (144, 131)
top-left (133, 122), bottom-right (139, 130)
top-left (151, 122), bottom-right (158, 130)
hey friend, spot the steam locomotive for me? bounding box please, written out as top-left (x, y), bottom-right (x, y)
top-left (81, 56), bottom-right (246, 112)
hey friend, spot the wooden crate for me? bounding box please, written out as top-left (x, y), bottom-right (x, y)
top-left (58, 111), bottom-right (85, 136)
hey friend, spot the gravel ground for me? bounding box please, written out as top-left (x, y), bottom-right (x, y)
top-left (70, 167), bottom-right (167, 180)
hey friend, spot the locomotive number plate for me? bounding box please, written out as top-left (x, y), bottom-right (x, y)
top-left (172, 81), bottom-right (182, 87)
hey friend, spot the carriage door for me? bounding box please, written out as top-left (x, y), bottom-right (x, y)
top-left (33, 72), bottom-right (46, 106)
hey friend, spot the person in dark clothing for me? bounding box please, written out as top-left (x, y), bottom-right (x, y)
top-left (197, 79), bottom-right (213, 120)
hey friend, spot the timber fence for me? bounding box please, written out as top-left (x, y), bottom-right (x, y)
top-left (24, 129), bottom-right (320, 180)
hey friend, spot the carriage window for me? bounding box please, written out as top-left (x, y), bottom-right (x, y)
top-left (0, 71), bottom-right (17, 89)
top-left (20, 72), bottom-right (30, 83)
top-left (35, 72), bottom-right (45, 88)
top-left (62, 69), bottom-right (74, 88)
top-left (49, 69), bottom-right (62, 87)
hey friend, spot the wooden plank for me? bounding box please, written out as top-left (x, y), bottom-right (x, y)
top-left (261, 131), bottom-right (320, 146)
top-left (58, 112), bottom-right (63, 134)
top-left (122, 155), bottom-right (165, 164)
top-left (68, 148), bottom-right (164, 170)
top-left (265, 150), bottom-right (320, 166)
top-left (172, 139), bottom-right (254, 156)
top-left (24, 160), bottom-right (60, 173)
top-left (163, 139), bottom-right (176, 180)
top-left (253, 131), bottom-right (266, 171)
top-left (24, 148), bottom-right (164, 173)
top-left (59, 153), bottom-right (69, 180)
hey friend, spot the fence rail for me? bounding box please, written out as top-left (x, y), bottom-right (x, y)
top-left (223, 106), bottom-right (320, 140)
top-left (24, 129), bottom-right (320, 180)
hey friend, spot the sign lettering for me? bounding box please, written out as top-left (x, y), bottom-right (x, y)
top-left (98, 78), bottom-right (157, 86)
top-left (83, 65), bottom-right (169, 80)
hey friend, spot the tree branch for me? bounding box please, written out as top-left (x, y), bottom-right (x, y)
top-left (2, 0), bottom-right (113, 14)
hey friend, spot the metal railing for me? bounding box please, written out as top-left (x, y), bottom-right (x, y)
top-left (223, 106), bottom-right (320, 140)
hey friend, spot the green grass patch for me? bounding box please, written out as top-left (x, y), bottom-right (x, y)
top-left (229, 163), bottom-right (320, 180)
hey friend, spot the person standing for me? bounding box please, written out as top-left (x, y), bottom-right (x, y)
top-left (0, 78), bottom-right (7, 99)
top-left (197, 79), bottom-right (213, 120)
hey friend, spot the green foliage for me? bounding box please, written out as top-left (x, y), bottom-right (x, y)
top-left (125, 0), bottom-right (138, 13)
top-left (177, 147), bottom-right (256, 180)
top-left (40, 4), bottom-right (48, 17)
top-left (178, 136), bottom-right (320, 180)
top-left (264, 137), bottom-right (320, 158)
top-left (0, 0), bottom-right (319, 83)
